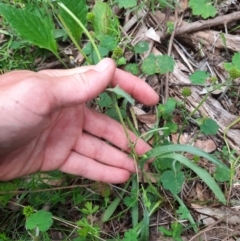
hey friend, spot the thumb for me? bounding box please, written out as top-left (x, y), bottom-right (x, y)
top-left (48, 58), bottom-right (116, 108)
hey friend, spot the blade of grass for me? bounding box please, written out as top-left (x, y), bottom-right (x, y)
top-left (102, 180), bottom-right (130, 222)
top-left (131, 174), bottom-right (138, 228)
top-left (139, 144), bottom-right (229, 170)
top-left (161, 153), bottom-right (226, 204)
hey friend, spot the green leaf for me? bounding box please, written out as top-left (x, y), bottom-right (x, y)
top-left (99, 92), bottom-right (113, 108)
top-left (190, 70), bottom-right (210, 84)
top-left (158, 226), bottom-right (173, 236)
top-left (156, 55), bottom-right (175, 74)
top-left (141, 54), bottom-right (157, 75)
top-left (139, 144), bottom-right (228, 172)
top-left (92, 2), bottom-right (119, 38)
top-left (92, 46), bottom-right (109, 64)
top-left (154, 157), bottom-right (174, 171)
top-left (163, 121), bottom-right (178, 136)
top-left (176, 206), bottom-right (191, 220)
top-left (200, 118), bottom-right (219, 135)
top-left (0, 3), bottom-right (57, 55)
top-left (106, 86), bottom-right (135, 105)
top-left (139, 209), bottom-right (150, 241)
top-left (158, 98), bottom-right (177, 120)
top-left (116, 57), bottom-right (127, 66)
top-left (123, 229), bottom-right (138, 241)
top-left (98, 34), bottom-right (117, 51)
top-left (59, 0), bottom-right (88, 43)
top-left (102, 197), bottom-right (121, 222)
top-left (105, 108), bottom-right (126, 122)
top-left (232, 52), bottom-right (240, 70)
top-left (223, 62), bottom-right (234, 71)
top-left (214, 166), bottom-right (231, 182)
top-left (125, 63), bottom-right (140, 75)
top-left (161, 170), bottom-right (185, 194)
top-left (189, 0), bottom-right (217, 19)
top-left (115, 0), bottom-right (137, 9)
top-left (143, 151), bottom-right (227, 203)
top-left (171, 222), bottom-right (183, 239)
top-left (26, 210), bottom-right (53, 232)
top-left (123, 196), bottom-right (137, 207)
top-left (134, 41), bottom-right (149, 54)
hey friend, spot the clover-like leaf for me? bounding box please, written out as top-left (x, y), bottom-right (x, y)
top-left (214, 166), bottom-right (230, 182)
top-left (158, 98), bottom-right (178, 120)
top-left (189, 0), bottom-right (217, 19)
top-left (163, 121), bottom-right (178, 136)
top-left (134, 41), bottom-right (149, 54)
top-left (200, 118), bottom-right (219, 135)
top-left (26, 210), bottom-right (53, 232)
top-left (156, 55), bottom-right (175, 74)
top-left (161, 170), bottom-right (185, 195)
top-left (125, 63), bottom-right (140, 75)
top-left (142, 54), bottom-right (157, 75)
top-left (190, 70), bottom-right (210, 85)
top-left (99, 92), bottom-right (113, 108)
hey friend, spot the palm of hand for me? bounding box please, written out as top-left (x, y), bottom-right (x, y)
top-left (0, 59), bottom-right (159, 183)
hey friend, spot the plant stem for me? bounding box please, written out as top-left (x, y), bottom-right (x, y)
top-left (57, 2), bottom-right (101, 62)
top-left (57, 1), bottom-right (139, 166)
top-left (54, 53), bottom-right (68, 68)
top-left (57, 14), bottom-right (92, 65)
top-left (223, 116), bottom-right (240, 204)
top-left (112, 94), bottom-right (139, 161)
top-left (173, 193), bottom-right (198, 233)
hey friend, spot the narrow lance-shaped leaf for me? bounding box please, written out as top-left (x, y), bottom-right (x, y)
top-left (0, 3), bottom-right (57, 55)
top-left (160, 153), bottom-right (226, 204)
top-left (139, 144), bottom-right (229, 170)
top-left (106, 85), bottom-right (135, 105)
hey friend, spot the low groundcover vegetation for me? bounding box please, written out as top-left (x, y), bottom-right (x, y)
top-left (0, 0), bottom-right (240, 240)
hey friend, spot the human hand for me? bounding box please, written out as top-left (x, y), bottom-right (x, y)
top-left (0, 58), bottom-right (159, 183)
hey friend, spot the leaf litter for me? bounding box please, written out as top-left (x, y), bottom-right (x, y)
top-left (1, 0), bottom-right (240, 240)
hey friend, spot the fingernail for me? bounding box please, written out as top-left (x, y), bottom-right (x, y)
top-left (95, 59), bottom-right (110, 72)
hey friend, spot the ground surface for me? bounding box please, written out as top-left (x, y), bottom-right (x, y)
top-left (1, 0), bottom-right (240, 240)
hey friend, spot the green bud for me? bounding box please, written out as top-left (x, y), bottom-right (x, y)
top-left (182, 87), bottom-right (192, 97)
top-left (86, 12), bottom-right (95, 22)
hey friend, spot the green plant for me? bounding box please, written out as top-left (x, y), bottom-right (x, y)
top-left (158, 98), bottom-right (180, 136)
top-left (0, 2), bottom-right (65, 66)
top-left (142, 53), bottom-right (175, 75)
top-left (134, 41), bottom-right (149, 54)
top-left (224, 52), bottom-right (240, 79)
top-left (115, 0), bottom-right (137, 9)
top-left (77, 217), bottom-right (100, 240)
top-left (140, 144), bottom-right (228, 203)
top-left (25, 210), bottom-right (53, 240)
top-left (166, 21), bottom-right (175, 34)
top-left (159, 222), bottom-right (184, 241)
top-left (189, 0), bottom-right (217, 19)
top-left (0, 1), bottom-right (233, 240)
top-left (80, 202), bottom-right (99, 215)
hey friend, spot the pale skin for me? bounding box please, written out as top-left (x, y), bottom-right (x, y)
top-left (0, 58), bottom-right (159, 183)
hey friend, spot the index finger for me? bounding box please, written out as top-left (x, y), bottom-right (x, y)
top-left (112, 68), bottom-right (159, 105)
top-left (39, 58), bottom-right (159, 106)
